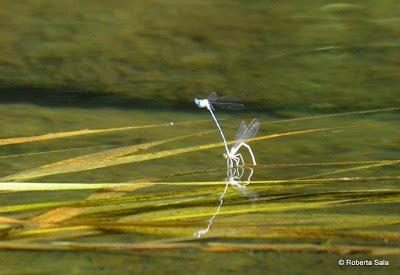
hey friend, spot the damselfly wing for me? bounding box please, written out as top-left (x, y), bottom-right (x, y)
top-left (234, 119), bottom-right (261, 145)
top-left (207, 92), bottom-right (245, 111)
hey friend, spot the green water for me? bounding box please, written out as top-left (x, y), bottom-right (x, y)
top-left (0, 104), bottom-right (399, 274)
top-left (1, 0), bottom-right (400, 274)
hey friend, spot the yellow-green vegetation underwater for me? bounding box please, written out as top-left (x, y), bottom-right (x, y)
top-left (0, 0), bottom-right (400, 274)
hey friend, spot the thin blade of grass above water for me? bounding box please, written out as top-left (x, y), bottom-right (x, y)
top-left (0, 119), bottom-right (212, 146)
top-left (257, 159), bottom-right (400, 168)
top-left (151, 158), bottom-right (400, 179)
top-left (1, 127), bottom-right (334, 181)
top-left (264, 106), bottom-right (400, 125)
top-left (2, 175), bottom-right (400, 192)
top-left (297, 160), bottom-right (400, 179)
top-left (0, 130), bottom-right (213, 181)
top-left (1, 106), bottom-right (395, 147)
top-left (0, 145), bottom-right (115, 159)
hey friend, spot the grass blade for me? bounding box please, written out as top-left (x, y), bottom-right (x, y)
top-left (1, 127), bottom-right (335, 181)
top-left (0, 130), bottom-right (211, 181)
top-left (0, 120), bottom-right (211, 146)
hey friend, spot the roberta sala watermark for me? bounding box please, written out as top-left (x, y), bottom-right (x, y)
top-left (338, 259), bottom-right (389, 266)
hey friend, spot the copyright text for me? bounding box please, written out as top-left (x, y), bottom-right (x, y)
top-left (338, 259), bottom-right (389, 266)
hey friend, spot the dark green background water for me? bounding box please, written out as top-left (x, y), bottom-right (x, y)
top-left (0, 1), bottom-right (399, 274)
top-left (1, 0), bottom-right (400, 112)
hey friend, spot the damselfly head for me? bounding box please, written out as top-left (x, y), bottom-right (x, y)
top-left (223, 153), bottom-right (228, 159)
top-left (194, 98), bottom-right (208, 108)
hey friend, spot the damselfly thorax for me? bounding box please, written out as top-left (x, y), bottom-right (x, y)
top-left (194, 98), bottom-right (210, 109)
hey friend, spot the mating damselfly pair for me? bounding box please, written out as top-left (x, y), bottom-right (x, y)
top-left (194, 92), bottom-right (259, 238)
top-left (194, 92), bottom-right (260, 168)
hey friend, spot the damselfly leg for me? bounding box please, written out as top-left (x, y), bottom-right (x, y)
top-left (226, 119), bottom-right (260, 168)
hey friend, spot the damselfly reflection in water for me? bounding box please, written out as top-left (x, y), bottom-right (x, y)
top-left (225, 119), bottom-right (261, 168)
top-left (194, 166), bottom-right (257, 238)
top-left (194, 92), bottom-right (244, 158)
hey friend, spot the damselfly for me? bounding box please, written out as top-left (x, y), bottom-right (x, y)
top-left (194, 92), bottom-right (244, 156)
top-left (225, 119), bottom-right (260, 168)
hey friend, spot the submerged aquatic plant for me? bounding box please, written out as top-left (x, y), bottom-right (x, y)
top-left (0, 107), bottom-right (399, 260)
